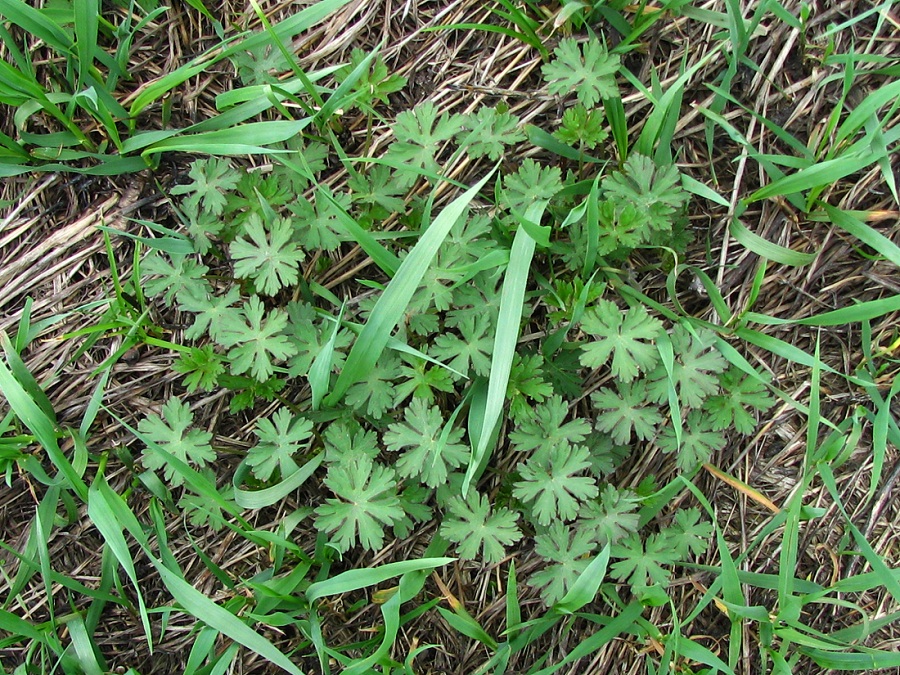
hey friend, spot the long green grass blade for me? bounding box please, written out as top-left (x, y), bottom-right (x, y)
top-left (748, 151), bottom-right (879, 205)
top-left (0, 0), bottom-right (74, 54)
top-left (129, 0), bottom-right (352, 116)
top-left (318, 190), bottom-right (400, 276)
top-left (156, 562), bottom-right (306, 675)
top-left (729, 217), bottom-right (816, 266)
top-left (821, 204), bottom-right (900, 268)
top-left (307, 558), bottom-right (455, 601)
top-left (67, 614), bottom-right (106, 675)
top-left (463, 209), bottom-right (539, 495)
top-left (325, 171), bottom-right (493, 406)
top-left (744, 295), bottom-right (900, 327)
top-left (530, 602), bottom-right (644, 675)
top-left (0, 351), bottom-right (87, 501)
top-left (88, 479), bottom-right (153, 645)
top-left (139, 120), bottom-right (311, 157)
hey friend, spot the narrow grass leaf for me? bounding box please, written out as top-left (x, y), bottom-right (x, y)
top-left (67, 615), bottom-right (105, 675)
top-left (583, 177), bottom-right (601, 275)
top-left (744, 295), bottom-right (900, 326)
top-left (803, 648), bottom-right (900, 670)
top-left (822, 203), bottom-right (900, 268)
top-left (506, 561), bottom-right (521, 640)
top-left (682, 175), bottom-right (730, 207)
top-left (141, 120), bottom-right (311, 157)
top-left (834, 78), bottom-right (900, 149)
top-left (525, 125), bottom-right (602, 163)
top-left (730, 217), bottom-right (816, 266)
top-left (867, 377), bottom-right (900, 503)
top-left (0, 352), bottom-right (87, 501)
top-left (748, 151), bottom-right (879, 204)
top-left (0, 0), bottom-right (74, 54)
top-left (437, 606), bottom-right (498, 649)
top-left (603, 95), bottom-right (628, 160)
top-left (656, 331), bottom-right (681, 447)
top-left (307, 558), bottom-right (455, 602)
top-left (88, 478), bottom-right (152, 645)
top-left (129, 0), bottom-right (351, 116)
top-left (325, 171), bottom-right (493, 406)
top-left (79, 369), bottom-right (109, 439)
top-left (310, 305), bottom-right (345, 409)
top-left (530, 602), bottom-right (643, 675)
top-left (635, 45), bottom-right (720, 157)
top-left (73, 0), bottom-right (99, 89)
top-left (0, 609), bottom-right (44, 643)
top-left (153, 561), bottom-right (306, 675)
top-left (464, 217), bottom-right (538, 495)
top-left (109, 409), bottom-right (245, 521)
top-left (426, 23), bottom-right (546, 57)
top-left (0, 331), bottom-right (57, 424)
top-left (319, 190), bottom-right (400, 276)
top-left (672, 633), bottom-right (735, 674)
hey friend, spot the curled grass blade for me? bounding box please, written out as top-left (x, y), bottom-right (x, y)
top-left (729, 217), bottom-right (816, 267)
top-left (232, 454), bottom-right (323, 509)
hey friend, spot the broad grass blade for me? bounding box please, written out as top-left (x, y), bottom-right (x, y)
top-left (463, 208), bottom-right (540, 495)
top-left (73, 0), bottom-right (99, 89)
top-left (325, 171), bottom-right (493, 406)
top-left (729, 217), bottom-right (816, 267)
top-left (307, 558), bottom-right (455, 601)
top-left (748, 151), bottom-right (879, 205)
top-left (553, 545), bottom-right (610, 614)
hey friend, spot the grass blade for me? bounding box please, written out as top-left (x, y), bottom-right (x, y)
top-left (73, 0), bottom-right (99, 89)
top-left (821, 203), bottom-right (900, 268)
top-left (88, 479), bottom-right (153, 646)
top-left (463, 210), bottom-right (539, 495)
top-left (729, 217), bottom-right (816, 266)
top-left (0, 346), bottom-right (87, 501)
top-left (307, 558), bottom-right (455, 601)
top-left (553, 545), bottom-right (610, 615)
top-left (748, 151), bottom-right (879, 205)
top-left (325, 171), bottom-right (493, 406)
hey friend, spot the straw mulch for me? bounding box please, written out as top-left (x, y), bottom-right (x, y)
top-left (1, 0), bottom-right (899, 673)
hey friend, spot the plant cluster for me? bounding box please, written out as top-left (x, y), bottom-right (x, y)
top-left (4, 3), bottom-right (900, 673)
top-left (132, 34), bottom-right (775, 609)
